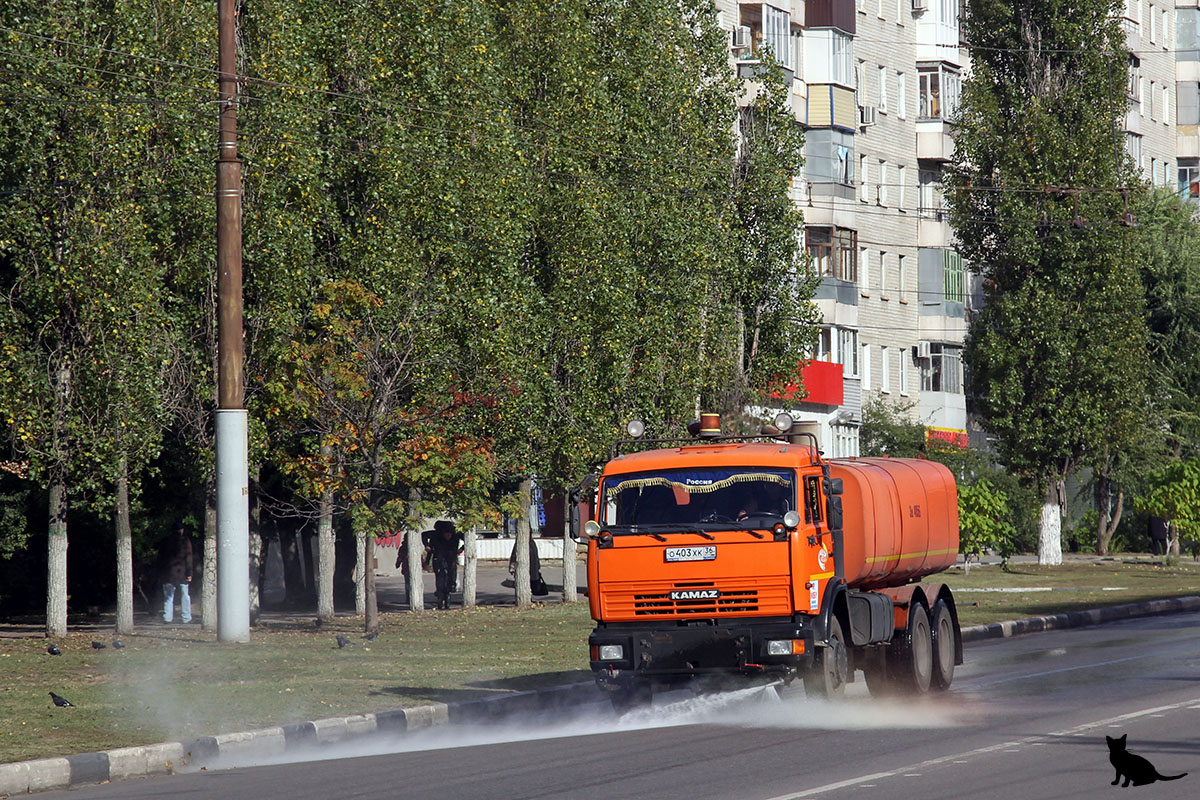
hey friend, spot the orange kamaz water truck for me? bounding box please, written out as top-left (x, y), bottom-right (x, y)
top-left (582, 412), bottom-right (962, 708)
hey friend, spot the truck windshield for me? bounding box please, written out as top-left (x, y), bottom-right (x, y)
top-left (601, 468), bottom-right (795, 530)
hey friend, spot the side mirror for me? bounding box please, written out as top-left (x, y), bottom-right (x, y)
top-left (824, 478), bottom-right (843, 496)
top-left (827, 496), bottom-right (843, 532)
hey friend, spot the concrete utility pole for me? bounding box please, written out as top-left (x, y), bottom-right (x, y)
top-left (215, 0), bottom-right (250, 642)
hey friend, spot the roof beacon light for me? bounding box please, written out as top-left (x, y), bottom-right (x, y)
top-left (773, 412), bottom-right (794, 433)
top-left (698, 412), bottom-right (721, 438)
top-left (625, 419), bottom-right (646, 439)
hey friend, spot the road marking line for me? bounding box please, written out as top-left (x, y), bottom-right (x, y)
top-left (758, 699), bottom-right (1200, 800)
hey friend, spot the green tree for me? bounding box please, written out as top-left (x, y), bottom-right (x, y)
top-left (958, 478), bottom-right (1018, 570)
top-left (946, 0), bottom-right (1148, 565)
top-left (1135, 459), bottom-right (1200, 559)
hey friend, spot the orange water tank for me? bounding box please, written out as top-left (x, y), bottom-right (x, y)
top-left (830, 458), bottom-right (959, 591)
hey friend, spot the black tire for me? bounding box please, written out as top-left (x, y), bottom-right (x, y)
top-left (930, 599), bottom-right (956, 691)
top-left (803, 617), bottom-right (848, 699)
top-left (888, 603), bottom-right (932, 694)
top-left (608, 681), bottom-right (652, 713)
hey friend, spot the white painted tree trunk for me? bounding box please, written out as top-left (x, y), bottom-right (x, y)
top-left (248, 466), bottom-right (261, 624)
top-left (115, 456), bottom-right (134, 634)
top-left (1038, 481), bottom-right (1063, 566)
top-left (406, 529), bottom-right (425, 611)
top-left (515, 479), bottom-right (533, 608)
top-left (46, 480), bottom-right (68, 637)
top-left (316, 489), bottom-right (334, 621)
top-left (354, 534), bottom-right (366, 616)
top-left (202, 495), bottom-right (218, 630)
top-left (561, 495), bottom-right (577, 602)
top-left (463, 528), bottom-right (477, 608)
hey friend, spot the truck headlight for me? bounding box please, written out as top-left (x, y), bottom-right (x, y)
top-left (767, 639), bottom-right (805, 656)
top-left (597, 644), bottom-right (624, 661)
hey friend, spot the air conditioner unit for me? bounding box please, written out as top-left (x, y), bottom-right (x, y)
top-left (912, 0), bottom-right (928, 11)
top-left (917, 341), bottom-right (932, 359)
top-left (731, 25), bottom-right (752, 52)
top-left (859, 105), bottom-right (877, 127)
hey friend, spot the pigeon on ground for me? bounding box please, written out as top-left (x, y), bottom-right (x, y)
top-left (91, 641), bottom-right (107, 650)
top-left (335, 634), bottom-right (351, 649)
top-left (112, 638), bottom-right (126, 649)
top-left (49, 692), bottom-right (74, 708)
top-left (363, 630), bottom-right (379, 641)
top-left (47, 644), bottom-right (61, 656)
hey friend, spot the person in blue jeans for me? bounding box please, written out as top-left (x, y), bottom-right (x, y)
top-left (158, 522), bottom-right (194, 623)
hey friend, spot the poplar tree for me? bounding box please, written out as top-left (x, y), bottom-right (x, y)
top-left (946, 0), bottom-right (1148, 564)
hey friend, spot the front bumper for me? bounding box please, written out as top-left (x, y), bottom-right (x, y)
top-left (588, 621), bottom-right (815, 683)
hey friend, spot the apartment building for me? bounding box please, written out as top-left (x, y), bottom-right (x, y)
top-left (723, 0), bottom-right (1183, 457)
top-left (722, 0), bottom-right (969, 455)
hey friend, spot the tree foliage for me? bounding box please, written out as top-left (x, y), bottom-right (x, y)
top-left (946, 0), bottom-right (1149, 563)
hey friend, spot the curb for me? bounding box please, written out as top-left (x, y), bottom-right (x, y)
top-left (5, 596), bottom-right (1200, 796)
top-left (0, 682), bottom-right (603, 797)
top-left (959, 594), bottom-right (1200, 643)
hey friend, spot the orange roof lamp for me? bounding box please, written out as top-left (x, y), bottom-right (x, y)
top-left (586, 412), bottom-right (963, 711)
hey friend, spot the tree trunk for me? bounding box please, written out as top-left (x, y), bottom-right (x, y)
top-left (46, 477), bottom-right (68, 637)
top-left (202, 487), bottom-right (218, 630)
top-left (1095, 477), bottom-right (1123, 557)
top-left (115, 454), bottom-right (134, 634)
top-left (1038, 480), bottom-right (1063, 566)
top-left (364, 534), bottom-right (378, 632)
top-left (406, 528), bottom-right (425, 611)
top-left (561, 494), bottom-right (577, 602)
top-left (515, 478), bottom-right (533, 608)
top-left (248, 465), bottom-right (261, 625)
top-left (316, 486), bottom-right (335, 621)
top-left (354, 534), bottom-right (366, 615)
top-left (463, 527), bottom-right (477, 609)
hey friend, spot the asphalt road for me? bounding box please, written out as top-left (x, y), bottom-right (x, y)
top-left (33, 611), bottom-right (1200, 800)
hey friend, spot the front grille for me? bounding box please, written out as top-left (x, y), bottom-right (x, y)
top-left (602, 578), bottom-right (790, 619)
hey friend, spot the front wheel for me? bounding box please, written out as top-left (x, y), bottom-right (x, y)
top-left (608, 681), bottom-right (652, 714)
top-left (803, 617), bottom-right (848, 699)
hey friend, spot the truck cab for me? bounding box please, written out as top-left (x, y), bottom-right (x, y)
top-left (584, 414), bottom-right (962, 708)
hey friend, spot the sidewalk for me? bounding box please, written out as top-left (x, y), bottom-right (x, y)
top-left (0, 561), bottom-right (584, 640)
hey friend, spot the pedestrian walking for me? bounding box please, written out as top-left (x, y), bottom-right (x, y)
top-left (158, 521), bottom-right (194, 624)
top-left (423, 520), bottom-right (464, 609)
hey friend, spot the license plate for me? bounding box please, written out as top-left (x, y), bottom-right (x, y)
top-left (664, 545), bottom-right (716, 562)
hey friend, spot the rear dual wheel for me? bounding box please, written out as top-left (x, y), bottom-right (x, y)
top-left (870, 603), bottom-right (933, 696)
top-left (930, 599), bottom-right (956, 691)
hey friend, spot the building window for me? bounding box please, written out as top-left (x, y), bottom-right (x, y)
top-left (1127, 56), bottom-right (1141, 103)
top-left (881, 347), bottom-right (891, 393)
top-left (807, 227), bottom-right (859, 283)
top-left (831, 32), bottom-right (853, 86)
top-left (1140, 77), bottom-right (1146, 115)
top-left (761, 4), bottom-right (792, 71)
top-left (1126, 133), bottom-right (1142, 171)
top-left (1149, 80), bottom-right (1156, 120)
top-left (1179, 161), bottom-right (1200, 200)
top-left (878, 65), bottom-right (888, 112)
top-left (860, 155), bottom-right (870, 202)
top-left (837, 328), bottom-right (860, 378)
top-left (897, 71), bottom-right (907, 119)
top-left (836, 144), bottom-right (852, 186)
top-left (920, 343), bottom-right (963, 393)
top-left (860, 247), bottom-right (869, 291)
top-left (899, 354), bottom-right (910, 396)
top-left (831, 424), bottom-right (860, 458)
top-left (861, 342), bottom-right (872, 391)
top-left (878, 160), bottom-right (889, 206)
top-left (880, 251), bottom-right (888, 297)
top-left (944, 250), bottom-right (965, 303)
top-left (919, 169), bottom-right (945, 218)
top-left (897, 165), bottom-right (907, 210)
top-left (919, 64), bottom-right (960, 120)
top-left (1149, 3), bottom-right (1156, 44)
top-left (1151, 157), bottom-right (1158, 185)
top-left (1162, 84), bottom-right (1170, 124)
top-left (898, 254), bottom-right (908, 301)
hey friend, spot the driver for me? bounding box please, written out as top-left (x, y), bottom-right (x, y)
top-left (736, 492), bottom-right (760, 521)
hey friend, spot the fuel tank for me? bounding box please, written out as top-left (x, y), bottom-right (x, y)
top-left (830, 457), bottom-right (959, 591)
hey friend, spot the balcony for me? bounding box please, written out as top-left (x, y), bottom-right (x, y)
top-left (916, 119), bottom-right (954, 161)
